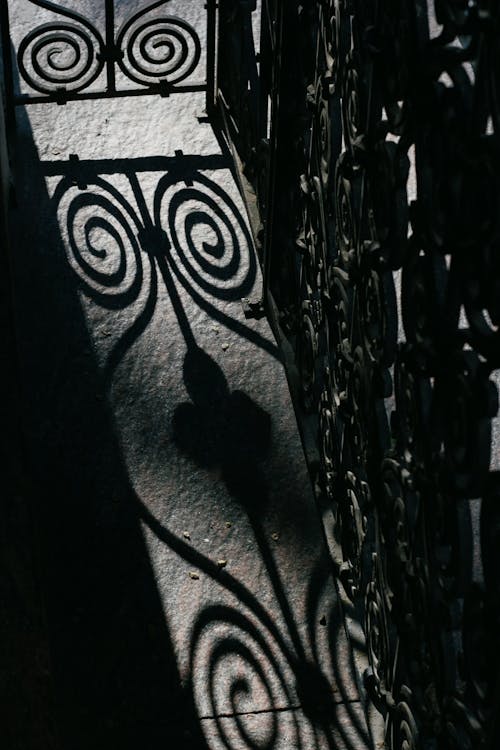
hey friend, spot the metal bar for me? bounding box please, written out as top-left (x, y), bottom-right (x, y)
top-left (205, 0), bottom-right (217, 115)
top-left (13, 83), bottom-right (207, 106)
top-left (242, 1), bottom-right (259, 155)
top-left (262, 0), bottom-right (283, 297)
top-left (40, 153), bottom-right (229, 177)
top-left (105, 0), bottom-right (116, 94)
top-left (216, 93), bottom-right (262, 250)
top-left (0, 1), bottom-right (15, 137)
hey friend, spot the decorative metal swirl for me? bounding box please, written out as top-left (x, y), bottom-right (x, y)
top-left (183, 556), bottom-right (368, 750)
top-left (190, 606), bottom-right (302, 749)
top-left (155, 173), bottom-right (256, 302)
top-left (58, 180), bottom-right (144, 309)
top-left (50, 157), bottom-right (280, 386)
top-left (17, 2), bottom-right (104, 95)
top-left (117, 7), bottom-right (201, 87)
top-left (7, 0), bottom-right (205, 102)
top-left (217, 0), bottom-right (500, 747)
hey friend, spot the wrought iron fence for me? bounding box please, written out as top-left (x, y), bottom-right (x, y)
top-left (1, 0), bottom-right (216, 109)
top-left (216, 1), bottom-right (500, 748)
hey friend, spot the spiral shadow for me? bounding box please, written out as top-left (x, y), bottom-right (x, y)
top-left (155, 172), bottom-right (257, 302)
top-left (13, 0), bottom-right (205, 99)
top-left (47, 150), bottom-right (277, 386)
top-left (117, 6), bottom-right (201, 87)
top-left (17, 2), bottom-right (105, 95)
top-left (190, 605), bottom-right (303, 750)
top-left (57, 180), bottom-right (145, 311)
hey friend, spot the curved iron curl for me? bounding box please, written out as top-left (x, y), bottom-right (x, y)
top-left (116, 1), bottom-right (201, 87)
top-left (189, 605), bottom-right (301, 750)
top-left (243, 0), bottom-right (500, 746)
top-left (25, 0), bottom-right (105, 35)
top-left (56, 175), bottom-right (145, 310)
top-left (153, 171), bottom-right (257, 303)
top-left (17, 0), bottom-right (105, 94)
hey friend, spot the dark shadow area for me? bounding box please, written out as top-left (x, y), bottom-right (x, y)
top-left (0, 110), bottom-right (59, 750)
top-left (173, 345), bottom-right (271, 503)
top-left (5, 96), bottom-right (370, 750)
top-left (8, 98), bottom-right (210, 750)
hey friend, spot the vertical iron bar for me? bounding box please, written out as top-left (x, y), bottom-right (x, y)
top-left (262, 0), bottom-right (283, 298)
top-left (206, 0), bottom-right (217, 115)
top-left (0, 1), bottom-right (15, 137)
top-left (242, 2), bottom-right (259, 160)
top-left (105, 0), bottom-right (116, 94)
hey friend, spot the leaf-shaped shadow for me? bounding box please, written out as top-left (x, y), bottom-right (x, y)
top-left (173, 345), bottom-right (271, 506)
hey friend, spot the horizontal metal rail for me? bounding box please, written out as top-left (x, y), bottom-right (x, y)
top-left (13, 82), bottom-right (207, 107)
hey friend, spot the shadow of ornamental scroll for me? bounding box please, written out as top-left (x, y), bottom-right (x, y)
top-left (138, 499), bottom-right (370, 750)
top-left (48, 155), bottom-right (268, 386)
top-left (1, 0), bottom-right (216, 107)
top-left (45, 149), bottom-right (370, 749)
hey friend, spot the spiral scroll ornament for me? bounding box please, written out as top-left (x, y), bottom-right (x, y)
top-left (17, 17), bottom-right (104, 95)
top-left (190, 604), bottom-right (342, 750)
top-left (59, 184), bottom-right (144, 309)
top-left (217, 0), bottom-right (500, 746)
top-left (155, 174), bottom-right (256, 302)
top-left (117, 13), bottom-right (201, 88)
top-left (7, 0), bottom-right (207, 101)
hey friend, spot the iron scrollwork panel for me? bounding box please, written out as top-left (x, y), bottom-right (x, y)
top-left (219, 0), bottom-right (500, 747)
top-left (2, 0), bottom-right (211, 105)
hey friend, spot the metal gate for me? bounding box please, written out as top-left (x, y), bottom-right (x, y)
top-left (214, 2), bottom-right (500, 749)
top-left (0, 0), bottom-right (217, 111)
